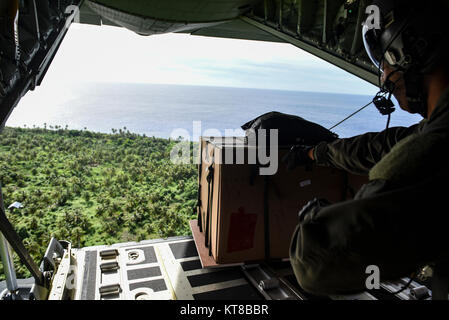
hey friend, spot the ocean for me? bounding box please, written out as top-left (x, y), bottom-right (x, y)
top-left (6, 83), bottom-right (422, 139)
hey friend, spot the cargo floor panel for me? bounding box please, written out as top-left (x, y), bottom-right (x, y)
top-left (126, 246), bottom-right (158, 265)
top-left (80, 250), bottom-right (97, 300)
top-left (129, 279), bottom-right (167, 292)
top-left (127, 267), bottom-right (162, 281)
top-left (1, 235), bottom-right (430, 300)
top-left (193, 284), bottom-right (263, 300)
top-left (180, 260), bottom-right (203, 272)
top-left (187, 268), bottom-right (245, 287)
top-left (169, 241), bottom-right (199, 259)
top-left (65, 236), bottom-right (430, 300)
top-left (72, 237), bottom-right (256, 300)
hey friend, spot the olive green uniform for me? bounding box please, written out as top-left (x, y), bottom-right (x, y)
top-left (313, 123), bottom-right (423, 176)
top-left (290, 87), bottom-right (449, 295)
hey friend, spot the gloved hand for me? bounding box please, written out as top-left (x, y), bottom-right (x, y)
top-left (282, 144), bottom-right (314, 170)
top-left (298, 198), bottom-right (331, 222)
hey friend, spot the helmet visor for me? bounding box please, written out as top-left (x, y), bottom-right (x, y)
top-left (362, 24), bottom-right (383, 70)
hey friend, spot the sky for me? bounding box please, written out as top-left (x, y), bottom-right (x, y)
top-left (38, 23), bottom-right (379, 95)
top-left (5, 22), bottom-right (423, 138)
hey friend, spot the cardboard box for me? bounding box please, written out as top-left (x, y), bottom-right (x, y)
top-left (194, 137), bottom-right (368, 265)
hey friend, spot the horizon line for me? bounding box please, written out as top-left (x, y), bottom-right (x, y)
top-left (73, 80), bottom-right (376, 98)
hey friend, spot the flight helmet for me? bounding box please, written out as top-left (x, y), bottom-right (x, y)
top-left (362, 0), bottom-right (449, 117)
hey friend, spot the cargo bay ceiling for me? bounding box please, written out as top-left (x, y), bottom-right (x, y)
top-left (0, 0), bottom-right (378, 128)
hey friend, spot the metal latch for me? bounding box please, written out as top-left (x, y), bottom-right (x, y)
top-left (99, 249), bottom-right (119, 259)
top-left (99, 284), bottom-right (121, 298)
top-left (409, 286), bottom-right (430, 300)
top-left (259, 278), bottom-right (280, 291)
top-left (100, 261), bottom-right (119, 272)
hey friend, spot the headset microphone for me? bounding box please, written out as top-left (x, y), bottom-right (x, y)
top-left (373, 90), bottom-right (395, 116)
top-left (372, 69), bottom-right (398, 116)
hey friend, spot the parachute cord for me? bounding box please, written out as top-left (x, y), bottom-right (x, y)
top-left (328, 101), bottom-right (374, 131)
top-left (383, 112), bottom-right (392, 147)
top-left (388, 274), bottom-right (416, 295)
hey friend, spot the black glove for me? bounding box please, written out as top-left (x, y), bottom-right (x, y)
top-left (282, 144), bottom-right (314, 170)
top-left (298, 198), bottom-right (331, 223)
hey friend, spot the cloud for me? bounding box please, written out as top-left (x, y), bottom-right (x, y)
top-left (42, 24), bottom-right (378, 95)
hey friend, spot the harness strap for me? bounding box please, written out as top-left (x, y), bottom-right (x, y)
top-left (263, 176), bottom-right (270, 261)
top-left (197, 143), bottom-right (203, 232)
top-left (205, 165), bottom-right (214, 256)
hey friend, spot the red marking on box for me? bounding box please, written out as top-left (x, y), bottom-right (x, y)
top-left (227, 207), bottom-right (258, 253)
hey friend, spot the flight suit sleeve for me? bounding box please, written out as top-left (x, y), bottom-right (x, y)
top-left (313, 124), bottom-right (420, 175)
top-left (289, 174), bottom-right (448, 296)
